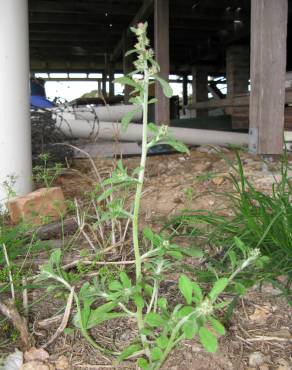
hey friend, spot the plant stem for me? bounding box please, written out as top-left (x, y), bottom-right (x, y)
top-left (132, 68), bottom-right (150, 357)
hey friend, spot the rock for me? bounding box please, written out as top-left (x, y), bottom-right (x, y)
top-left (276, 358), bottom-right (292, 370)
top-left (249, 352), bottom-right (265, 367)
top-left (259, 365), bottom-right (270, 370)
top-left (212, 177), bottom-right (225, 186)
top-left (3, 350), bottom-right (23, 370)
top-left (24, 348), bottom-right (49, 362)
top-left (194, 162), bottom-right (212, 172)
top-left (21, 361), bottom-right (55, 370)
top-left (249, 306), bottom-right (271, 322)
top-left (55, 356), bottom-right (70, 370)
top-left (7, 187), bottom-right (66, 225)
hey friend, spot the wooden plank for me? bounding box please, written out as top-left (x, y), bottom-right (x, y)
top-left (155, 0), bottom-right (170, 125)
top-left (189, 88), bottom-right (292, 110)
top-left (249, 0), bottom-right (288, 154)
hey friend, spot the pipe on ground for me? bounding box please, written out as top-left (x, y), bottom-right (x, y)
top-left (0, 0), bottom-right (32, 205)
top-left (55, 117), bottom-right (249, 146)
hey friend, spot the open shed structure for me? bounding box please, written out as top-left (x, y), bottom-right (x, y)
top-left (0, 0), bottom-right (291, 199)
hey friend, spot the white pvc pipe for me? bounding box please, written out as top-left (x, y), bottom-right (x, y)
top-left (0, 0), bottom-right (32, 204)
top-left (56, 117), bottom-right (249, 146)
top-left (63, 105), bottom-right (142, 123)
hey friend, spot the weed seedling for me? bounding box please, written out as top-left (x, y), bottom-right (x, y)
top-left (37, 24), bottom-right (260, 369)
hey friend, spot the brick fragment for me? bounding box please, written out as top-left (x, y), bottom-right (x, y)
top-left (7, 187), bottom-right (66, 225)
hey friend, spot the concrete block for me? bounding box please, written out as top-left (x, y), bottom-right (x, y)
top-left (7, 187), bottom-right (66, 225)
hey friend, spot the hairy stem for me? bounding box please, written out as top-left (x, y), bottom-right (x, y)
top-left (132, 68), bottom-right (150, 357)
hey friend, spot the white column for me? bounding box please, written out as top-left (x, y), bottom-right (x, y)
top-left (0, 0), bottom-right (32, 203)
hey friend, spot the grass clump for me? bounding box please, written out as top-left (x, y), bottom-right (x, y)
top-left (170, 151), bottom-right (292, 302)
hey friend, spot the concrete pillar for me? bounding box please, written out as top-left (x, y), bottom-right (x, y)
top-left (192, 66), bottom-right (208, 117)
top-left (226, 45), bottom-right (250, 98)
top-left (154, 0), bottom-right (170, 125)
top-left (0, 0), bottom-right (32, 205)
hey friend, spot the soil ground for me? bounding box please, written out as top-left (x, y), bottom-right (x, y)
top-left (1, 146), bottom-right (292, 370)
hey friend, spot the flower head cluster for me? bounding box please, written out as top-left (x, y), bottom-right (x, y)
top-left (130, 22), bottom-right (159, 76)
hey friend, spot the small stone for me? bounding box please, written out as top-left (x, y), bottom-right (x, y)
top-left (4, 350), bottom-right (23, 370)
top-left (249, 352), bottom-right (265, 367)
top-left (55, 356), bottom-right (70, 370)
top-left (259, 365), bottom-right (270, 370)
top-left (21, 361), bottom-right (55, 370)
top-left (212, 177), bottom-right (225, 186)
top-left (24, 348), bottom-right (49, 362)
top-left (276, 358), bottom-right (291, 370)
top-left (249, 306), bottom-right (271, 322)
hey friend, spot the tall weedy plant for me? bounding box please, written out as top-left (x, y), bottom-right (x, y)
top-left (37, 23), bottom-right (260, 369)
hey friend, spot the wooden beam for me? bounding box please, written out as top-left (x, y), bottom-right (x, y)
top-left (111, 0), bottom-right (154, 62)
top-left (192, 66), bottom-right (209, 117)
top-left (249, 0), bottom-right (288, 154)
top-left (154, 0), bottom-right (170, 125)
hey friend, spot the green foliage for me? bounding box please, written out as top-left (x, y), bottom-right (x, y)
top-left (33, 153), bottom-right (62, 188)
top-left (35, 24), bottom-right (260, 370)
top-left (169, 151), bottom-right (292, 303)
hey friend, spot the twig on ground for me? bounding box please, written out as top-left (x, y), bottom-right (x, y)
top-left (2, 244), bottom-right (15, 302)
top-left (22, 276), bottom-right (28, 318)
top-left (0, 299), bottom-right (32, 350)
top-left (42, 286), bottom-right (74, 348)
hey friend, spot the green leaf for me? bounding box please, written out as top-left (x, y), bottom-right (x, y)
top-left (120, 271), bottom-right (132, 289)
top-left (118, 343), bottom-right (142, 362)
top-left (114, 76), bottom-right (141, 89)
top-left (178, 275), bottom-right (193, 304)
top-left (121, 107), bottom-right (141, 130)
top-left (125, 49), bottom-right (136, 57)
top-left (97, 187), bottom-right (115, 202)
top-left (155, 75), bottom-right (173, 98)
top-left (183, 320), bottom-right (198, 339)
top-left (147, 123), bottom-right (159, 133)
top-left (148, 98), bottom-right (158, 104)
top-left (157, 297), bottom-right (167, 310)
top-left (234, 282), bottom-right (246, 295)
top-left (209, 278), bottom-right (229, 302)
top-left (156, 334), bottom-right (169, 349)
top-left (208, 317), bottom-right (225, 336)
top-left (109, 280), bottom-right (123, 291)
top-left (176, 306), bottom-right (193, 318)
top-left (143, 227), bottom-right (155, 241)
top-left (145, 312), bottom-right (165, 327)
top-left (150, 347), bottom-right (163, 361)
top-left (134, 294), bottom-right (145, 309)
top-left (165, 138), bottom-right (190, 154)
top-left (137, 358), bottom-right (149, 369)
top-left (183, 247), bottom-right (203, 258)
top-left (234, 237), bottom-right (248, 258)
top-left (192, 282), bottom-right (203, 303)
top-left (167, 250), bottom-right (183, 260)
top-left (199, 327), bottom-right (218, 353)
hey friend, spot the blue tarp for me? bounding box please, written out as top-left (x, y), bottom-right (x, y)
top-left (30, 95), bottom-right (54, 109)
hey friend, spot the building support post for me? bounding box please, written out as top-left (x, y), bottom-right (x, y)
top-left (182, 74), bottom-right (188, 108)
top-left (154, 0), bottom-right (170, 125)
top-left (192, 66), bottom-right (208, 117)
top-left (226, 45), bottom-right (250, 98)
top-left (123, 33), bottom-right (133, 103)
top-left (109, 63), bottom-right (115, 98)
top-left (249, 0), bottom-right (288, 154)
top-left (0, 0), bottom-right (32, 204)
